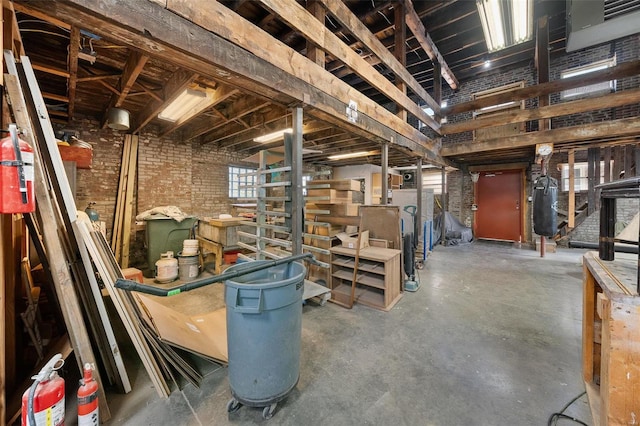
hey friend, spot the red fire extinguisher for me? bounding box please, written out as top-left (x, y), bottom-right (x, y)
top-left (1, 123), bottom-right (35, 213)
top-left (77, 363), bottom-right (99, 426)
top-left (21, 353), bottom-right (65, 426)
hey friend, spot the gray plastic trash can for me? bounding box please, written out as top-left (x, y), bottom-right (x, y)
top-left (224, 260), bottom-right (306, 419)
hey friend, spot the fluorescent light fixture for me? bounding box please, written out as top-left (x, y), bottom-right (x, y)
top-left (253, 128), bottom-right (293, 143)
top-left (476, 0), bottom-right (532, 52)
top-left (158, 87), bottom-right (215, 122)
top-left (479, 101), bottom-right (517, 112)
top-left (328, 150), bottom-right (380, 160)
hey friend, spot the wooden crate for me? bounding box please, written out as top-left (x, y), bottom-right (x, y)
top-left (582, 251), bottom-right (640, 426)
top-left (198, 218), bottom-right (244, 246)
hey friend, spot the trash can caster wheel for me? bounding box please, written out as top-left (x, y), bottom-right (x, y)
top-left (226, 398), bottom-right (241, 413)
top-left (262, 403), bottom-right (277, 419)
top-left (415, 260), bottom-right (424, 270)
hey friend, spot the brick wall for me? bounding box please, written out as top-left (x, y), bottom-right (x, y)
top-left (56, 117), bottom-right (251, 267)
top-left (440, 34), bottom-right (639, 244)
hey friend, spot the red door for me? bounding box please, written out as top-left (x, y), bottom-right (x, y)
top-left (475, 169), bottom-right (522, 242)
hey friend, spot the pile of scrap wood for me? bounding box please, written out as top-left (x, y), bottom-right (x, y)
top-left (2, 52), bottom-right (216, 422)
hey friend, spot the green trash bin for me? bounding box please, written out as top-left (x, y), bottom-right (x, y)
top-left (144, 214), bottom-right (197, 277)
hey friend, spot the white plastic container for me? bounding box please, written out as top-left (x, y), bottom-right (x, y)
top-left (181, 239), bottom-right (199, 256)
top-left (155, 251), bottom-right (178, 283)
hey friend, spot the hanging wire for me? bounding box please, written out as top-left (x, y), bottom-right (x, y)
top-left (378, 10), bottom-right (392, 25)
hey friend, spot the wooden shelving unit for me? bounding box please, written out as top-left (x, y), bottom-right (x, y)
top-left (330, 246), bottom-right (402, 311)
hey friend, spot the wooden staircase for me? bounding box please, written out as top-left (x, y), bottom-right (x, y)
top-left (556, 201), bottom-right (590, 240)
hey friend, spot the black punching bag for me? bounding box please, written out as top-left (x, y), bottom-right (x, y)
top-left (533, 175), bottom-right (558, 237)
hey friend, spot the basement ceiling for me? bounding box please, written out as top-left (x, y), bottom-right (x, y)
top-left (13, 0), bottom-right (569, 167)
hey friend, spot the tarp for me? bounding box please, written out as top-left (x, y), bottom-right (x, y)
top-left (433, 211), bottom-right (473, 245)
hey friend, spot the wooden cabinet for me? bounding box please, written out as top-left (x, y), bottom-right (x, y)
top-left (329, 246), bottom-right (402, 311)
top-left (582, 251), bottom-right (640, 426)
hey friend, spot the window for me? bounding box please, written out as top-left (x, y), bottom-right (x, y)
top-left (422, 170), bottom-right (446, 195)
top-left (559, 161), bottom-right (610, 192)
top-left (418, 101), bottom-right (447, 130)
top-left (561, 56), bottom-right (616, 100)
top-left (228, 166), bottom-right (257, 198)
top-left (302, 175), bottom-right (312, 196)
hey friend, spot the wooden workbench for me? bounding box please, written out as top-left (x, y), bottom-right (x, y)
top-left (582, 251), bottom-right (640, 426)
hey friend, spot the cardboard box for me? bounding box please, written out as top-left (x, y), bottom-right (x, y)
top-left (305, 203), bottom-right (360, 216)
top-left (337, 230), bottom-right (370, 249)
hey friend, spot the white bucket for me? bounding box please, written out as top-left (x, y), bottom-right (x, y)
top-left (178, 253), bottom-right (200, 282)
top-left (182, 239), bottom-right (199, 256)
top-left (155, 251), bottom-right (178, 283)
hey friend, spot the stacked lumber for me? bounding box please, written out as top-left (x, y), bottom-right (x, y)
top-left (3, 53), bottom-right (211, 421)
top-left (111, 134), bottom-right (138, 268)
top-left (304, 179), bottom-right (362, 285)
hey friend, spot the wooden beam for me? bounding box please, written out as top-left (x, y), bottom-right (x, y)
top-left (181, 98), bottom-right (270, 141)
top-left (101, 50), bottom-right (149, 128)
top-left (403, 0), bottom-right (458, 90)
top-left (159, 85), bottom-right (239, 137)
top-left (29, 0), bottom-right (436, 158)
top-left (77, 73), bottom-right (121, 82)
top-left (587, 147), bottom-right (598, 214)
top-left (441, 88), bottom-right (640, 135)
top-left (320, 0), bottom-right (440, 115)
top-left (306, 1), bottom-right (325, 67)
top-left (441, 117), bottom-right (640, 156)
top-left (31, 63), bottom-right (70, 78)
top-left (42, 92), bottom-right (69, 103)
top-left (444, 60), bottom-right (640, 116)
top-left (13, 2), bottom-right (71, 29)
top-left (97, 79), bottom-right (121, 97)
top-left (253, 0), bottom-right (440, 132)
top-left (67, 26), bottom-right (80, 120)
top-left (394, 1), bottom-right (407, 121)
top-left (536, 15), bottom-right (550, 132)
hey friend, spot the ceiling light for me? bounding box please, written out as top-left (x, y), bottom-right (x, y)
top-left (158, 87), bottom-right (215, 122)
top-left (476, 0), bottom-right (533, 52)
top-left (328, 150), bottom-right (380, 160)
top-left (483, 60), bottom-right (491, 68)
top-left (253, 128), bottom-right (293, 143)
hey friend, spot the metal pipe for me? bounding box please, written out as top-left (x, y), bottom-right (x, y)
top-left (115, 253), bottom-right (316, 296)
top-left (569, 241), bottom-right (639, 254)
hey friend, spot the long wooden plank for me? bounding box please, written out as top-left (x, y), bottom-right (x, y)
top-left (4, 73), bottom-right (112, 419)
top-left (111, 135), bottom-right (131, 260)
top-left (77, 221), bottom-right (170, 397)
top-left (444, 59), bottom-right (640, 116)
top-left (67, 26), bottom-right (80, 120)
top-left (441, 88), bottom-right (640, 135)
top-left (256, 0), bottom-right (439, 132)
top-left (120, 135), bottom-right (138, 268)
top-left (0, 215), bottom-right (8, 426)
top-left (320, 0), bottom-right (440, 114)
top-left (441, 116), bottom-right (640, 156)
top-left (404, 0), bottom-right (458, 90)
top-left (26, 0), bottom-right (438, 160)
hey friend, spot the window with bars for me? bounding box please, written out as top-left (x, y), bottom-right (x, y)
top-left (228, 166), bottom-right (257, 198)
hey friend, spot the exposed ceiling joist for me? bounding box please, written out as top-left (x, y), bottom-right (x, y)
top-left (320, 0), bottom-right (440, 115)
top-left (442, 88), bottom-right (640, 135)
top-left (67, 26), bottom-right (80, 120)
top-left (403, 0), bottom-right (458, 90)
top-left (101, 50), bottom-right (149, 127)
top-left (255, 0), bottom-right (440, 133)
top-left (441, 117), bottom-right (640, 156)
top-left (444, 60), bottom-right (640, 116)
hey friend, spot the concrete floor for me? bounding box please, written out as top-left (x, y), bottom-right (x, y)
top-left (98, 240), bottom-right (592, 425)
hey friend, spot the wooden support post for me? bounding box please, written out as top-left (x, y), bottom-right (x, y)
top-left (568, 149), bottom-right (576, 229)
top-left (441, 166), bottom-right (446, 245)
top-left (306, 1), bottom-right (325, 67)
top-left (381, 142), bottom-right (388, 205)
top-left (416, 158), bottom-right (423, 241)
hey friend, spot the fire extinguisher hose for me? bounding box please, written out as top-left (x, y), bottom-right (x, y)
top-left (27, 354), bottom-right (64, 425)
top-left (8, 124), bottom-right (28, 204)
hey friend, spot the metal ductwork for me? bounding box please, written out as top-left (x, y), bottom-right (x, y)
top-left (566, 0), bottom-right (640, 52)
